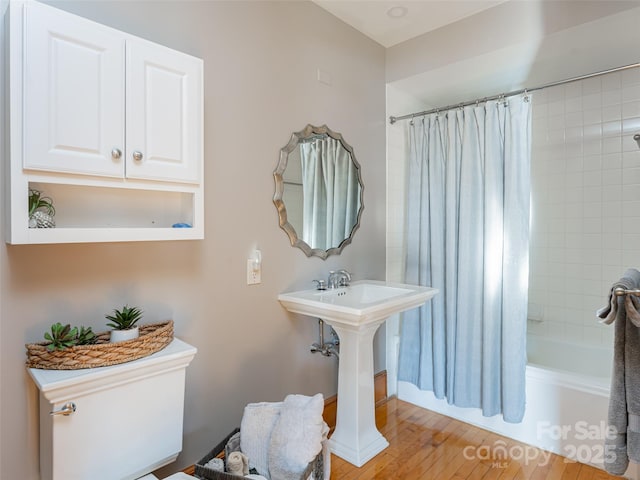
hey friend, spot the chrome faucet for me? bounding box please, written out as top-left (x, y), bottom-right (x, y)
top-left (328, 269), bottom-right (352, 288)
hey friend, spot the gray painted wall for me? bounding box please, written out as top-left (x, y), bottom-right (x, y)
top-left (0, 2), bottom-right (386, 478)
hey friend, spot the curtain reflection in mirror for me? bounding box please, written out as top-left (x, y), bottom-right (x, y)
top-left (300, 137), bottom-right (361, 250)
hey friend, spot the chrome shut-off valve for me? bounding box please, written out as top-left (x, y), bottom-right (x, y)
top-left (310, 319), bottom-right (339, 358)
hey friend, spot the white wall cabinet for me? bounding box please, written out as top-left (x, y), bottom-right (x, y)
top-left (6, 0), bottom-right (204, 244)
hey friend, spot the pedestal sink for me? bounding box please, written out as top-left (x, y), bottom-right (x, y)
top-left (278, 280), bottom-right (438, 467)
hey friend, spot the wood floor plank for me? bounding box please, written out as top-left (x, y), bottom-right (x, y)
top-left (541, 454), bottom-right (569, 480)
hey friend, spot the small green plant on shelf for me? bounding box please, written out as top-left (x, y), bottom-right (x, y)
top-left (28, 188), bottom-right (56, 228)
top-left (105, 305), bottom-right (143, 331)
top-left (76, 325), bottom-right (98, 345)
top-left (43, 323), bottom-right (97, 352)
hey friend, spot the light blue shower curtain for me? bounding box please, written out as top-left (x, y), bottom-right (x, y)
top-left (300, 138), bottom-right (360, 249)
top-left (398, 97), bottom-right (531, 423)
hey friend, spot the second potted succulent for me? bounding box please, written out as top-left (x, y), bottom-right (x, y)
top-left (106, 305), bottom-right (143, 343)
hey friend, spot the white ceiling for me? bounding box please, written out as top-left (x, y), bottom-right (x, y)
top-left (312, 0), bottom-right (508, 47)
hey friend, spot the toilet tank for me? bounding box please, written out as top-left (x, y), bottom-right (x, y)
top-left (28, 338), bottom-right (197, 480)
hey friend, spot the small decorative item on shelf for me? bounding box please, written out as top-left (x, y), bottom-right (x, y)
top-left (28, 188), bottom-right (56, 228)
top-left (106, 305), bottom-right (143, 343)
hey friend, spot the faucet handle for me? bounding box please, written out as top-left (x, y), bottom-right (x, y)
top-left (313, 279), bottom-right (327, 290)
top-left (337, 269), bottom-right (352, 286)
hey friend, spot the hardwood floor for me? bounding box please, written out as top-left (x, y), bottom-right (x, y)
top-left (329, 398), bottom-right (620, 480)
top-left (184, 395), bottom-right (619, 479)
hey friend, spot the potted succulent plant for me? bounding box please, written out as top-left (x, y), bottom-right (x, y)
top-left (29, 188), bottom-right (56, 228)
top-left (106, 305), bottom-right (143, 343)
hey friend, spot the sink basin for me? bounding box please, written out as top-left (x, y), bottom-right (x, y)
top-left (278, 280), bottom-right (438, 327)
top-left (278, 279), bottom-right (438, 467)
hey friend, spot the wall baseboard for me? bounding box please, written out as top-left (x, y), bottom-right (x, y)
top-left (183, 371), bottom-right (388, 475)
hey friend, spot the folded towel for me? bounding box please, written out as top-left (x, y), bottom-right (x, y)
top-left (268, 393), bottom-right (325, 480)
top-left (204, 457), bottom-right (224, 472)
top-left (227, 451), bottom-right (249, 476)
top-left (240, 401), bottom-right (283, 478)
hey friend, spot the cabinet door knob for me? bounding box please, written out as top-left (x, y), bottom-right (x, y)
top-left (132, 151), bottom-right (144, 162)
top-left (111, 148), bottom-right (122, 160)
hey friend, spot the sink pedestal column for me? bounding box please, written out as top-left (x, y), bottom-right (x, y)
top-left (325, 318), bottom-right (389, 467)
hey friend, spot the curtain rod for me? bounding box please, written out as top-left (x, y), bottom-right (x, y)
top-left (389, 62), bottom-right (640, 124)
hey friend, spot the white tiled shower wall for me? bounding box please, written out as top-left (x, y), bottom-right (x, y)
top-left (528, 66), bottom-right (640, 348)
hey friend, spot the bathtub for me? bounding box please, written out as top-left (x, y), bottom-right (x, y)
top-left (397, 335), bottom-right (639, 478)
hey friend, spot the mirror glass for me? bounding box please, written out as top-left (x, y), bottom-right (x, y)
top-left (273, 125), bottom-right (364, 259)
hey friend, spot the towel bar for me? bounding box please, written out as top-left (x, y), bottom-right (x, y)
top-left (613, 287), bottom-right (640, 296)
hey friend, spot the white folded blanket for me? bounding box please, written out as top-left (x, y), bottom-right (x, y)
top-left (268, 393), bottom-right (325, 480)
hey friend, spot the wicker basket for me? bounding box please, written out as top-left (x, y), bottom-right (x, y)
top-left (25, 321), bottom-right (174, 370)
top-left (195, 428), bottom-right (323, 480)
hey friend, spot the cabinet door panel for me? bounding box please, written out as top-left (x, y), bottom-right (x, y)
top-left (126, 39), bottom-right (202, 184)
top-left (23, 2), bottom-right (125, 177)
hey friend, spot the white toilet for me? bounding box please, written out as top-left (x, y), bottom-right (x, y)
top-left (28, 338), bottom-right (197, 480)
